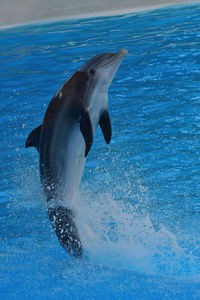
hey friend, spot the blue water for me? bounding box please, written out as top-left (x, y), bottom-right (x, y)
top-left (1, 4), bottom-right (200, 299)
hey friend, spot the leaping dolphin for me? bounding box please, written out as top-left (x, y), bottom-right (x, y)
top-left (25, 49), bottom-right (127, 257)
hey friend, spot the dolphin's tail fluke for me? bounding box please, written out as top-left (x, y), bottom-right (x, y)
top-left (48, 206), bottom-right (82, 257)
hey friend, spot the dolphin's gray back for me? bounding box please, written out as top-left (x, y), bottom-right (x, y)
top-left (39, 72), bottom-right (89, 202)
top-left (25, 49), bottom-right (127, 257)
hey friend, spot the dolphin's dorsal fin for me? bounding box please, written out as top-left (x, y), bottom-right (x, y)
top-left (25, 124), bottom-right (42, 152)
top-left (99, 109), bottom-right (112, 144)
top-left (80, 108), bottom-right (93, 157)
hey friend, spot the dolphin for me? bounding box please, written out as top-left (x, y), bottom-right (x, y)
top-left (25, 49), bottom-right (127, 257)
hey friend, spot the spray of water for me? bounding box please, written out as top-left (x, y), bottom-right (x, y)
top-left (70, 184), bottom-right (200, 278)
top-left (13, 153), bottom-right (200, 278)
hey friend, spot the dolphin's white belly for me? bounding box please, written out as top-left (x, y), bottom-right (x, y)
top-left (49, 121), bottom-right (86, 205)
top-left (63, 125), bottom-right (86, 203)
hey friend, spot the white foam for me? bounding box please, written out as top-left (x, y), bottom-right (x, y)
top-left (17, 157), bottom-right (200, 278)
top-left (72, 188), bottom-right (200, 277)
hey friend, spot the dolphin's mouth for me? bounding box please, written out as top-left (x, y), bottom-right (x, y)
top-left (78, 49), bottom-right (127, 73)
top-left (116, 49), bottom-right (128, 58)
top-left (101, 48), bottom-right (128, 68)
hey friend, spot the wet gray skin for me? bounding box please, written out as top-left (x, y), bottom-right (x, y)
top-left (25, 49), bottom-right (127, 257)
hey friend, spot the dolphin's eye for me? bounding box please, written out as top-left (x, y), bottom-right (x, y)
top-left (89, 69), bottom-right (95, 75)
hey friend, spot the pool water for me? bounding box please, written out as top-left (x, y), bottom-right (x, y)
top-left (1, 3), bottom-right (200, 299)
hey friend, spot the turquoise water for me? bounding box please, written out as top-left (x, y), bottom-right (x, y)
top-left (1, 4), bottom-right (200, 299)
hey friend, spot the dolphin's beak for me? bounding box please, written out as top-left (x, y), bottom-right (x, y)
top-left (105, 49), bottom-right (128, 66)
top-left (118, 49), bottom-right (128, 57)
top-left (114, 49), bottom-right (128, 60)
top-left (78, 49), bottom-right (128, 72)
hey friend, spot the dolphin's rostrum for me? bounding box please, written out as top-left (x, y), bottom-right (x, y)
top-left (25, 49), bottom-right (127, 257)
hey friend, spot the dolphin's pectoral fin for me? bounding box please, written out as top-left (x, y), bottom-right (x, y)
top-left (80, 108), bottom-right (93, 157)
top-left (48, 206), bottom-right (82, 257)
top-left (25, 124), bottom-right (42, 151)
top-left (99, 109), bottom-right (112, 144)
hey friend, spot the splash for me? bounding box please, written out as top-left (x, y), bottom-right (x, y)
top-left (71, 187), bottom-right (200, 278)
top-left (11, 150), bottom-right (200, 278)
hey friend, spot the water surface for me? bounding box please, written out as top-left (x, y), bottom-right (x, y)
top-left (1, 4), bottom-right (200, 299)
